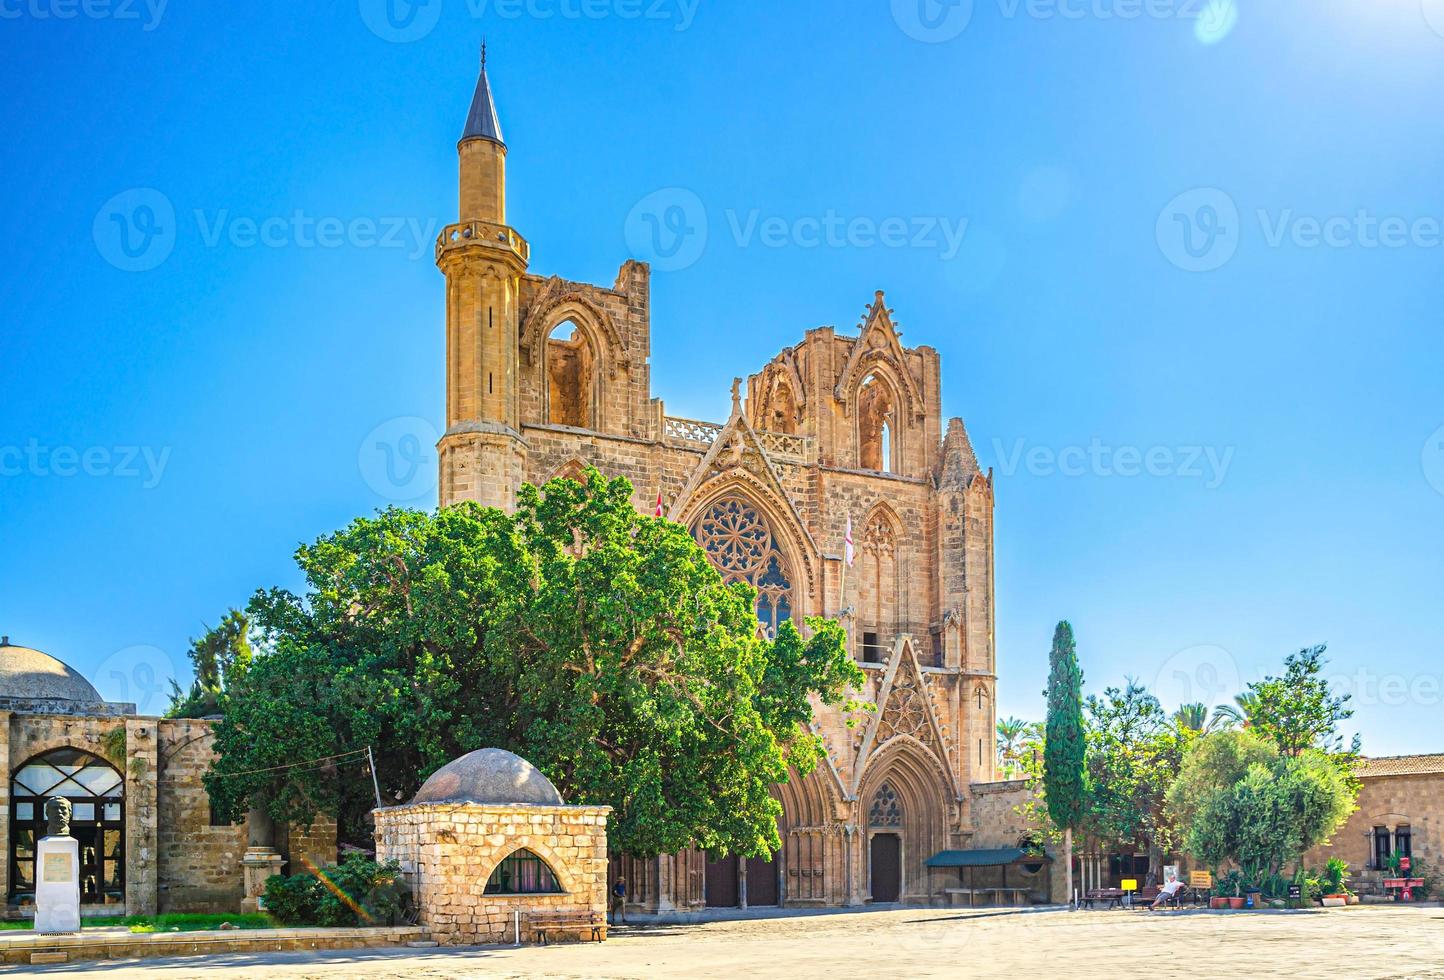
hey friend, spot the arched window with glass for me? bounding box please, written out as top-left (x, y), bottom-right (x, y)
top-left (485, 849), bottom-right (564, 895)
top-left (691, 496), bottom-right (796, 637)
top-left (9, 748), bottom-right (125, 907)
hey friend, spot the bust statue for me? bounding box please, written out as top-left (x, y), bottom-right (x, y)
top-left (44, 797), bottom-right (72, 838)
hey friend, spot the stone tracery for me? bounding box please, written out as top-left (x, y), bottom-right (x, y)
top-left (692, 496), bottom-right (795, 635)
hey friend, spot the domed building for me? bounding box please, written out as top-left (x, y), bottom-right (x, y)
top-left (374, 748), bottom-right (611, 945)
top-left (0, 638), bottom-right (334, 921)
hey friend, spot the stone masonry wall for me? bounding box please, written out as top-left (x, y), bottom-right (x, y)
top-left (968, 780), bottom-right (1065, 904)
top-left (155, 720), bottom-right (247, 912)
top-left (1305, 771), bottom-right (1444, 893)
top-left (374, 802), bottom-right (609, 945)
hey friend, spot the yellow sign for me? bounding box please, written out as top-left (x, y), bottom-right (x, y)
top-left (1190, 871), bottom-right (1214, 889)
top-left (1121, 879), bottom-right (1138, 892)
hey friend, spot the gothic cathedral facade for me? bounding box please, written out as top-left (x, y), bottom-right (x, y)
top-left (435, 58), bottom-right (1000, 908)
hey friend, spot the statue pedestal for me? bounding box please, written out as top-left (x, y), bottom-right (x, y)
top-left (241, 848), bottom-right (285, 913)
top-left (34, 836), bottom-right (81, 933)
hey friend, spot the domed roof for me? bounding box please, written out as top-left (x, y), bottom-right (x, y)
top-left (0, 640), bottom-right (103, 703)
top-left (410, 748), bottom-right (564, 806)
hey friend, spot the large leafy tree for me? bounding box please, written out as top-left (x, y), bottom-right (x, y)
top-left (204, 469), bottom-right (864, 858)
top-left (1182, 750), bottom-right (1356, 881)
top-left (1245, 644), bottom-right (1356, 757)
top-left (1083, 681), bottom-right (1184, 878)
top-left (1165, 729), bottom-right (1277, 835)
top-left (1043, 621), bottom-right (1088, 903)
top-left (167, 609), bottom-right (253, 719)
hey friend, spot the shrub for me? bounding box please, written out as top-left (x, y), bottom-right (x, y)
top-left (1321, 857), bottom-right (1349, 896)
top-left (262, 872), bottom-right (326, 926)
top-left (261, 856), bottom-right (409, 928)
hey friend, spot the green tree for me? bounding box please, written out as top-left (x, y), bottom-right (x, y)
top-left (1083, 681), bottom-right (1183, 878)
top-left (204, 469), bottom-right (864, 858)
top-left (1043, 621), bottom-right (1088, 904)
top-left (1246, 645), bottom-right (1356, 757)
top-left (1172, 702), bottom-right (1216, 735)
top-left (167, 609), bottom-right (253, 719)
top-left (1165, 728), bottom-right (1277, 836)
top-left (996, 716), bottom-right (1030, 776)
top-left (1210, 692), bottom-right (1261, 731)
top-left (1186, 751), bottom-right (1356, 881)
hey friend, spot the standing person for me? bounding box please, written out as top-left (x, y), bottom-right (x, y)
top-left (611, 876), bottom-right (627, 926)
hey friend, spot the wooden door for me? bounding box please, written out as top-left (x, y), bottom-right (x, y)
top-left (704, 854), bottom-right (739, 908)
top-left (870, 833), bottom-right (902, 903)
top-left (746, 855), bottom-right (779, 907)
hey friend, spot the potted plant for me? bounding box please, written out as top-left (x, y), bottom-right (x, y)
top-left (1321, 858), bottom-right (1349, 908)
top-left (1209, 884), bottom-right (1230, 911)
top-left (1219, 870), bottom-right (1246, 910)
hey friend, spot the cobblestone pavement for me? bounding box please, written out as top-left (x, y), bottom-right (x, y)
top-left (16, 905), bottom-right (1444, 979)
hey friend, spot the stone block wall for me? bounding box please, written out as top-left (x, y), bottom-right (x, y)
top-left (374, 802), bottom-right (609, 945)
top-left (968, 779), bottom-right (1064, 904)
top-left (1305, 769), bottom-right (1444, 893)
top-left (4, 710), bottom-right (338, 918)
top-left (155, 720), bottom-right (247, 912)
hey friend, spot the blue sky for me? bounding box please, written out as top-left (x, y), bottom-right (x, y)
top-left (2, 1), bottom-right (1441, 754)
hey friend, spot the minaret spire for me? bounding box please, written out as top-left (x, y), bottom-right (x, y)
top-left (462, 41), bottom-right (504, 145)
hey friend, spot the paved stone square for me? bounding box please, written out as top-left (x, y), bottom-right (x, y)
top-left (14, 905), bottom-right (1444, 979)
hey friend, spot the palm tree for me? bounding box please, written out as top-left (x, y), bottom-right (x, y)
top-left (1211, 692), bottom-right (1261, 730)
top-left (1172, 702), bottom-right (1212, 733)
top-left (996, 716), bottom-right (1029, 774)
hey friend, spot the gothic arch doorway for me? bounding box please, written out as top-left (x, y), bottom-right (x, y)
top-left (869, 834), bottom-right (902, 904)
top-left (866, 782), bottom-right (904, 903)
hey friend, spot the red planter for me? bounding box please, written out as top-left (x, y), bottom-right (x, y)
top-left (1227, 897), bottom-right (1247, 910)
top-left (1210, 897), bottom-right (1229, 910)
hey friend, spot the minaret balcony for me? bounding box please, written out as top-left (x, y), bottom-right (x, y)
top-left (435, 220), bottom-right (529, 266)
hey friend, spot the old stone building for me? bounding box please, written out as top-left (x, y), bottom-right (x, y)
top-left (374, 749), bottom-right (610, 944)
top-left (1306, 754), bottom-right (1444, 894)
top-left (1, 639), bottom-right (333, 919)
top-left (434, 56), bottom-right (1007, 909)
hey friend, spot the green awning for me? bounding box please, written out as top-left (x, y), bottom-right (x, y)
top-left (925, 847), bottom-right (1049, 868)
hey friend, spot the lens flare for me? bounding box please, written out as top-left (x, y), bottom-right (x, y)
top-left (301, 855), bottom-right (375, 924)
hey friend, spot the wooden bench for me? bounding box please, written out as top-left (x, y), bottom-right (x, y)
top-left (1082, 888), bottom-right (1126, 910)
top-left (525, 911), bottom-right (607, 945)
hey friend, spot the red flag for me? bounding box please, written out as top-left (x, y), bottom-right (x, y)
top-left (654, 490), bottom-right (664, 518)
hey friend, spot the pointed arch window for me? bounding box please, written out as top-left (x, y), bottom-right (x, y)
top-left (770, 382), bottom-right (799, 434)
top-left (546, 319), bottom-right (597, 429)
top-left (485, 849), bottom-right (564, 895)
top-left (692, 496), bottom-right (795, 637)
top-left (9, 748), bottom-right (125, 907)
top-left (869, 784), bottom-right (902, 828)
top-left (858, 373), bottom-right (897, 473)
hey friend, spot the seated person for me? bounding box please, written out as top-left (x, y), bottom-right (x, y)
top-left (1150, 878), bottom-right (1185, 909)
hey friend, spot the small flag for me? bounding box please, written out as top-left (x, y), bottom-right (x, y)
top-left (654, 490), bottom-right (664, 518)
top-left (844, 515), bottom-right (855, 567)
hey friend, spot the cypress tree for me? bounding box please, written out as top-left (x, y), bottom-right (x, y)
top-left (1044, 620), bottom-right (1087, 906)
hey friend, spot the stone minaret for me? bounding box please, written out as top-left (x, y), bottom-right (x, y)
top-left (438, 46), bottom-right (531, 509)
